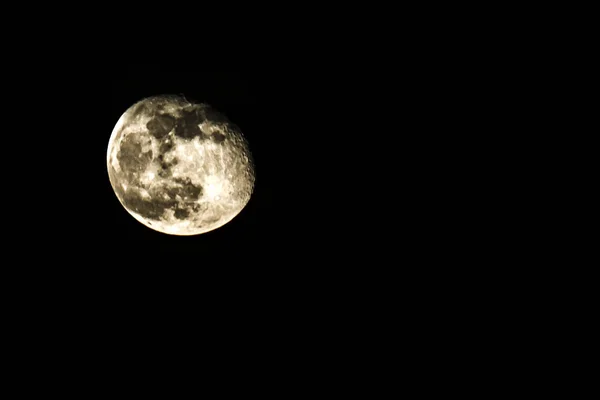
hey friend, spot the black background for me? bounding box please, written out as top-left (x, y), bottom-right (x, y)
top-left (13, 48), bottom-right (468, 283)
top-left (32, 65), bottom-right (362, 277)
top-left (7, 61), bottom-right (404, 371)
top-left (0, 11), bottom-right (548, 382)
top-left (21, 61), bottom-right (430, 271)
top-left (104, 69), bottom-right (276, 255)
top-left (11, 39), bottom-right (454, 303)
top-left (1, 25), bottom-right (531, 381)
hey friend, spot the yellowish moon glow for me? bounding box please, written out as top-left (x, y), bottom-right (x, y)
top-left (106, 95), bottom-right (255, 235)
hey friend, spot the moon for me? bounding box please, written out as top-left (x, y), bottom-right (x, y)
top-left (107, 95), bottom-right (255, 235)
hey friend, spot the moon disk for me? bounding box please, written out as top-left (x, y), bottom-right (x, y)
top-left (107, 95), bottom-right (255, 235)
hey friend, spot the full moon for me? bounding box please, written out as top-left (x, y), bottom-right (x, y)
top-left (107, 95), bottom-right (255, 235)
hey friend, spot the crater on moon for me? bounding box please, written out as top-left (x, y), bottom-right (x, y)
top-left (107, 95), bottom-right (255, 235)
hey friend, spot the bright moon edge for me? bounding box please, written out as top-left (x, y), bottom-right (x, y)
top-left (106, 95), bottom-right (255, 236)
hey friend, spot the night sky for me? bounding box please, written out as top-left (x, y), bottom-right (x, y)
top-left (49, 64), bottom-right (353, 272)
top-left (27, 63), bottom-right (380, 282)
top-left (8, 60), bottom-right (401, 366)
top-left (101, 68), bottom-right (280, 263)
top-left (2, 20), bottom-right (509, 371)
top-left (4, 44), bottom-right (477, 371)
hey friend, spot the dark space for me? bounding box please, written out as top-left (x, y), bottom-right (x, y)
top-left (102, 69), bottom-right (280, 262)
top-left (0, 18), bottom-right (528, 377)
top-left (11, 60), bottom-right (418, 333)
top-left (2, 43), bottom-right (496, 375)
top-left (22, 64), bottom-right (408, 272)
top-left (38, 65), bottom-right (347, 273)
top-left (15, 59), bottom-right (437, 284)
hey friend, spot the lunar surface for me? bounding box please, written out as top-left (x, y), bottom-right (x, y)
top-left (107, 95), bottom-right (255, 235)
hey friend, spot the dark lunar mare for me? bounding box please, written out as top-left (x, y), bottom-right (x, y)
top-left (156, 137), bottom-right (178, 178)
top-left (174, 108), bottom-right (206, 140)
top-left (202, 106), bottom-right (232, 144)
top-left (173, 177), bottom-right (203, 200)
top-left (120, 189), bottom-right (177, 220)
top-left (170, 105), bottom-right (233, 144)
top-left (159, 138), bottom-right (174, 154)
top-left (146, 114), bottom-right (176, 139)
top-left (212, 132), bottom-right (226, 143)
top-left (174, 208), bottom-right (190, 219)
top-left (116, 133), bottom-right (153, 180)
top-left (116, 179), bottom-right (204, 221)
